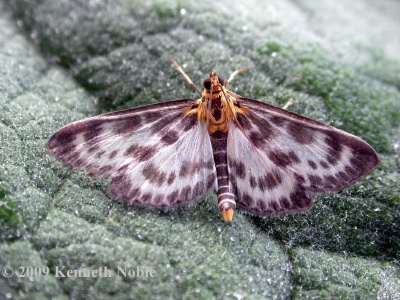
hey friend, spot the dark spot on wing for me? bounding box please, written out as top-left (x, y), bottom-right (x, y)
top-left (88, 145), bottom-right (99, 153)
top-left (181, 113), bottom-right (198, 132)
top-left (152, 194), bottom-right (163, 205)
top-left (257, 199), bottom-right (267, 211)
top-left (288, 151), bottom-right (300, 164)
top-left (179, 164), bottom-right (188, 178)
top-left (48, 129), bottom-right (75, 149)
top-left (167, 190), bottom-right (179, 203)
top-left (294, 173), bottom-right (306, 184)
top-left (337, 171), bottom-right (350, 183)
top-left (235, 161), bottom-right (246, 179)
top-left (87, 164), bottom-right (101, 176)
top-left (206, 173), bottom-right (216, 189)
top-left (108, 175), bottom-right (132, 200)
top-left (141, 193), bottom-right (152, 203)
top-left (72, 158), bottom-right (84, 169)
top-left (142, 163), bottom-right (158, 183)
top-left (94, 150), bottom-right (106, 159)
top-left (290, 185), bottom-right (312, 209)
top-left (144, 111), bottom-right (162, 121)
top-left (248, 112), bottom-right (275, 141)
top-left (325, 134), bottom-right (342, 151)
top-left (167, 172), bottom-right (176, 185)
top-left (308, 174), bottom-right (323, 189)
top-left (54, 143), bottom-right (77, 159)
top-left (125, 144), bottom-right (138, 156)
top-left (249, 175), bottom-right (257, 188)
top-left (236, 113), bottom-right (252, 130)
top-left (269, 150), bottom-right (297, 167)
top-left (287, 122), bottom-right (315, 144)
top-left (349, 156), bottom-right (366, 171)
top-left (239, 192), bottom-right (253, 209)
top-left (127, 188), bottom-right (140, 200)
top-left (98, 165), bottom-right (113, 176)
top-left (323, 175), bottom-right (338, 189)
top-left (269, 116), bottom-right (286, 127)
top-left (258, 171), bottom-right (282, 191)
top-left (109, 150), bottom-right (118, 159)
top-left (117, 164), bottom-right (129, 174)
top-left (326, 151), bottom-right (342, 166)
top-left (151, 112), bottom-right (180, 134)
top-left (82, 120), bottom-right (104, 141)
top-left (325, 137), bottom-right (343, 165)
top-left (157, 171), bottom-right (166, 186)
top-left (308, 160), bottom-right (318, 170)
top-left (136, 146), bottom-right (156, 162)
top-left (249, 131), bottom-right (265, 148)
top-left (161, 129), bottom-right (179, 145)
top-left (192, 182), bottom-right (206, 197)
top-left (279, 197), bottom-right (291, 210)
top-left (179, 186), bottom-right (192, 200)
top-left (320, 160), bottom-right (329, 169)
top-left (202, 159), bottom-right (215, 170)
top-left (344, 165), bottom-right (358, 177)
top-left (113, 115), bottom-right (142, 135)
top-left (271, 201), bottom-right (281, 212)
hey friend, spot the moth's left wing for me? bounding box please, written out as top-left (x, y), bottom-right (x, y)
top-left (227, 97), bottom-right (379, 216)
top-left (47, 99), bottom-right (217, 208)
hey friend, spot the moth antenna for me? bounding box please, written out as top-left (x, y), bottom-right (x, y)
top-left (225, 66), bottom-right (253, 88)
top-left (165, 52), bottom-right (202, 96)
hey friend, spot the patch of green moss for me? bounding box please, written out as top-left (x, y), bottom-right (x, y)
top-left (0, 181), bottom-right (22, 228)
top-left (258, 41), bottom-right (400, 153)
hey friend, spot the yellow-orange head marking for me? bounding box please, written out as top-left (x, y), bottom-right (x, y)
top-left (195, 72), bottom-right (240, 134)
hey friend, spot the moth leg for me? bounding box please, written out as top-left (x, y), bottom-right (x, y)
top-left (282, 98), bottom-right (293, 110)
top-left (225, 66), bottom-right (253, 88)
top-left (165, 52), bottom-right (202, 96)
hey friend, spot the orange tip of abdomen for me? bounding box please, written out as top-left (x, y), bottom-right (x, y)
top-left (221, 209), bottom-right (234, 222)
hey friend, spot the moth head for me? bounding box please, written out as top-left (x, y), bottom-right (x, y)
top-left (203, 71), bottom-right (225, 90)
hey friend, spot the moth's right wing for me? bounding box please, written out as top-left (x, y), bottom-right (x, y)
top-left (227, 97), bottom-right (379, 216)
top-left (47, 99), bottom-right (217, 208)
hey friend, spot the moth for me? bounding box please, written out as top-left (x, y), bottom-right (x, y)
top-left (47, 53), bottom-right (379, 222)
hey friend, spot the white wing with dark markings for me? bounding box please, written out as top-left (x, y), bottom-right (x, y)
top-left (227, 97), bottom-right (379, 216)
top-left (47, 99), bottom-right (217, 208)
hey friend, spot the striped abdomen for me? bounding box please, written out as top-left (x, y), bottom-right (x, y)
top-left (210, 131), bottom-right (236, 222)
